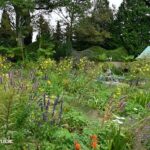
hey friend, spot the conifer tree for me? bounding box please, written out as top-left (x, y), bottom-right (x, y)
top-left (0, 9), bottom-right (16, 47)
top-left (54, 21), bottom-right (63, 45)
top-left (38, 15), bottom-right (52, 43)
top-left (74, 0), bottom-right (113, 49)
top-left (116, 0), bottom-right (150, 55)
top-left (56, 0), bottom-right (91, 43)
top-left (36, 15), bottom-right (54, 57)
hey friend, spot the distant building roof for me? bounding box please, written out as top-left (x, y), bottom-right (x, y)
top-left (137, 46), bottom-right (150, 59)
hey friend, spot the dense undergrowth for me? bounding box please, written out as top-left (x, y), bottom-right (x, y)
top-left (0, 56), bottom-right (150, 150)
top-left (72, 46), bottom-right (129, 61)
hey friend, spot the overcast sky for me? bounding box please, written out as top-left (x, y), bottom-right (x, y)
top-left (49, 0), bottom-right (123, 27)
top-left (109, 0), bottom-right (123, 8)
top-left (0, 1), bottom-right (123, 18)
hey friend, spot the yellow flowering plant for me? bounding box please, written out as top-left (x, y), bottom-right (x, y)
top-left (0, 56), bottom-right (12, 74)
top-left (56, 58), bottom-right (73, 73)
top-left (38, 58), bottom-right (56, 71)
top-left (127, 60), bottom-right (150, 86)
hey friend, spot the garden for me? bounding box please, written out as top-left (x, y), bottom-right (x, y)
top-left (0, 0), bottom-right (150, 149)
top-left (0, 56), bottom-right (150, 150)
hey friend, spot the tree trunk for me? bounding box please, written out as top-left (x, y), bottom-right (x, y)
top-left (14, 5), bottom-right (32, 47)
top-left (13, 5), bottom-right (32, 60)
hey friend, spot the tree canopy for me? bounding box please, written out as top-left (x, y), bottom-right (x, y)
top-left (0, 0), bottom-right (150, 59)
top-left (116, 0), bottom-right (150, 55)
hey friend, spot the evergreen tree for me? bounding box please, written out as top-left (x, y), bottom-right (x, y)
top-left (36, 15), bottom-right (54, 58)
top-left (11, 1), bottom-right (33, 48)
top-left (54, 22), bottom-right (72, 60)
top-left (92, 0), bottom-right (113, 48)
top-left (0, 9), bottom-right (16, 48)
top-left (116, 0), bottom-right (150, 55)
top-left (74, 0), bottom-right (113, 50)
top-left (54, 21), bottom-right (63, 45)
top-left (38, 15), bottom-right (52, 44)
top-left (57, 0), bottom-right (91, 43)
top-left (0, 0), bottom-right (62, 47)
top-left (65, 23), bottom-right (72, 42)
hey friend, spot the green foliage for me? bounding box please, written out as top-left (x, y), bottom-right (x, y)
top-left (37, 47), bottom-right (54, 58)
top-left (116, 0), bottom-right (150, 55)
top-left (62, 0), bottom-right (91, 42)
top-left (24, 41), bottom-right (39, 60)
top-left (122, 55), bottom-right (135, 62)
top-left (0, 1), bottom-right (149, 149)
top-left (74, 0), bottom-right (113, 50)
top-left (0, 89), bottom-right (17, 136)
top-left (0, 46), bottom-right (9, 56)
top-left (54, 40), bottom-right (72, 59)
top-left (37, 15), bottom-right (52, 42)
top-left (131, 90), bottom-right (150, 108)
top-left (79, 46), bottom-right (128, 61)
top-left (1, 0), bottom-right (149, 60)
top-left (0, 46), bottom-right (150, 150)
top-left (53, 21), bottom-right (63, 45)
top-left (98, 53), bottom-right (107, 61)
top-left (35, 15), bottom-right (55, 58)
top-left (63, 109), bottom-right (88, 131)
top-left (127, 60), bottom-right (150, 84)
top-left (0, 46), bottom-right (25, 60)
top-left (0, 10), bottom-right (17, 48)
top-left (99, 123), bottom-right (132, 150)
top-left (74, 17), bottom-right (111, 50)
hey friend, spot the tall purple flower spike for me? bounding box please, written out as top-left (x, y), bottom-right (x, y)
top-left (44, 73), bottom-right (48, 80)
top-left (43, 94), bottom-right (46, 107)
top-left (58, 100), bottom-right (64, 124)
top-left (42, 112), bottom-right (48, 121)
top-left (35, 94), bottom-right (63, 126)
top-left (46, 99), bottom-right (50, 111)
top-left (0, 77), bottom-right (3, 84)
top-left (52, 96), bottom-right (59, 117)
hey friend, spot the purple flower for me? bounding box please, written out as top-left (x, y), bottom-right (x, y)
top-left (58, 100), bottom-right (63, 123)
top-left (46, 99), bottom-right (50, 111)
top-left (0, 77), bottom-right (3, 84)
top-left (42, 113), bottom-right (48, 121)
top-left (52, 96), bottom-right (59, 117)
top-left (43, 94), bottom-right (46, 107)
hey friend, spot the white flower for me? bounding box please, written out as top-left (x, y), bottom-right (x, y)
top-left (113, 119), bottom-right (123, 124)
top-left (114, 115), bottom-right (125, 120)
top-left (133, 108), bottom-right (138, 111)
top-left (119, 117), bottom-right (125, 120)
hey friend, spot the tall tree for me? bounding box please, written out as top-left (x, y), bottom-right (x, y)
top-left (55, 0), bottom-right (91, 43)
top-left (74, 0), bottom-right (113, 50)
top-left (0, 9), bottom-right (16, 48)
top-left (14, 6), bottom-right (32, 47)
top-left (36, 15), bottom-right (54, 58)
top-left (116, 0), bottom-right (150, 55)
top-left (37, 15), bottom-right (52, 47)
top-left (54, 21), bottom-right (72, 59)
top-left (0, 0), bottom-right (62, 47)
top-left (54, 21), bottom-right (63, 45)
top-left (92, 0), bottom-right (113, 46)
